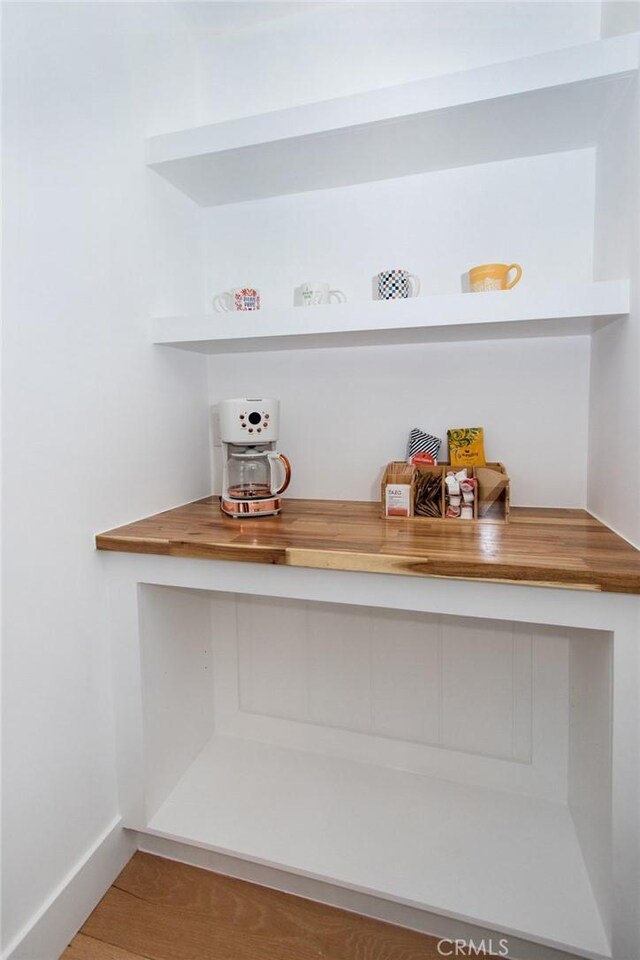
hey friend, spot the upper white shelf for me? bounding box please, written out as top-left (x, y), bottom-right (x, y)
top-left (147, 35), bottom-right (639, 206)
top-left (151, 281), bottom-right (629, 354)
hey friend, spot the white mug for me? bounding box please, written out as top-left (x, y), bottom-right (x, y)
top-left (213, 287), bottom-right (260, 312)
top-left (294, 281), bottom-right (346, 307)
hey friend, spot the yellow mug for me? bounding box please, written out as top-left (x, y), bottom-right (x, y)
top-left (469, 263), bottom-right (522, 292)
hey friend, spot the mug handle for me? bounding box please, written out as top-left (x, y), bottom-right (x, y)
top-left (408, 274), bottom-right (421, 297)
top-left (505, 264), bottom-right (522, 289)
top-left (330, 289), bottom-right (346, 303)
top-left (269, 453), bottom-right (292, 496)
top-left (212, 292), bottom-right (231, 312)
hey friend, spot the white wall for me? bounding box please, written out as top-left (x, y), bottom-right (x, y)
top-left (601, 0), bottom-right (640, 36)
top-left (204, 149), bottom-right (596, 305)
top-left (209, 335), bottom-right (590, 506)
top-left (589, 64), bottom-right (640, 543)
top-left (1, 4), bottom-right (210, 954)
top-left (190, 1), bottom-right (601, 123)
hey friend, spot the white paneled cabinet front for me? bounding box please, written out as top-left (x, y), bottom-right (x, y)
top-left (232, 597), bottom-right (536, 765)
top-left (205, 593), bottom-right (571, 805)
top-left (371, 609), bottom-right (441, 744)
top-left (441, 618), bottom-right (529, 762)
top-left (236, 595), bottom-right (309, 719)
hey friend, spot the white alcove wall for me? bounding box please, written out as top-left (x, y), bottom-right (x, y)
top-left (207, 336), bottom-right (589, 506)
top-left (590, 64), bottom-right (640, 544)
top-left (204, 148), bottom-right (594, 503)
top-left (203, 147), bottom-right (596, 505)
top-left (167, 1), bottom-right (639, 541)
top-left (203, 148), bottom-right (596, 304)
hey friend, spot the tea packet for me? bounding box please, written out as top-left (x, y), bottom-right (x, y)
top-left (408, 428), bottom-right (441, 465)
top-left (447, 427), bottom-right (486, 467)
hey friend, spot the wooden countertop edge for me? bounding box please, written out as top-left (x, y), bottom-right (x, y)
top-left (283, 547), bottom-right (607, 591)
top-left (92, 535), bottom-right (640, 592)
top-left (95, 534), bottom-right (288, 564)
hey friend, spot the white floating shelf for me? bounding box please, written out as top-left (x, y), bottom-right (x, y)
top-left (144, 736), bottom-right (610, 959)
top-left (151, 281), bottom-right (629, 354)
top-left (147, 35), bottom-right (638, 206)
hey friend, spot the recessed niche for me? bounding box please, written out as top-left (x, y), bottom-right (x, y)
top-left (136, 584), bottom-right (612, 959)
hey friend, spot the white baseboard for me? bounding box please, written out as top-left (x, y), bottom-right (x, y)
top-left (137, 832), bottom-right (587, 960)
top-left (3, 817), bottom-right (136, 960)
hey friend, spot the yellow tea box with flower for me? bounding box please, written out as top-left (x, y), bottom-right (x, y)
top-left (447, 428), bottom-right (486, 467)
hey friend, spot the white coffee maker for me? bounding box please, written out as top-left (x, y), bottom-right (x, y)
top-left (219, 398), bottom-right (291, 518)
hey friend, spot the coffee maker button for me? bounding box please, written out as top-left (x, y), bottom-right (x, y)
top-left (241, 423), bottom-right (246, 428)
top-left (257, 428), bottom-right (262, 433)
top-left (248, 428), bottom-right (254, 433)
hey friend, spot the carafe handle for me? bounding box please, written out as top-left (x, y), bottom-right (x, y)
top-left (268, 452), bottom-right (292, 496)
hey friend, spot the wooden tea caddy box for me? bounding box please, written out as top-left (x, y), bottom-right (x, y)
top-left (381, 461), bottom-right (510, 523)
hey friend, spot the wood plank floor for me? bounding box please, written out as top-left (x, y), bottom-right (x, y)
top-left (61, 852), bottom-right (452, 959)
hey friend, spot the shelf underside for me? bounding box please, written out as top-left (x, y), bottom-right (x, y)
top-left (146, 36), bottom-right (638, 206)
top-left (144, 736), bottom-right (610, 959)
top-left (151, 282), bottom-right (628, 354)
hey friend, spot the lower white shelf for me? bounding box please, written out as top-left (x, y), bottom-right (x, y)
top-left (150, 281), bottom-right (629, 354)
top-left (143, 735), bottom-right (609, 959)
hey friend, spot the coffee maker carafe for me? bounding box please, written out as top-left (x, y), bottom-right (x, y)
top-left (219, 398), bottom-right (291, 518)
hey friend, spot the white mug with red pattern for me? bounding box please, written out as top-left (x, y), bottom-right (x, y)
top-left (213, 287), bottom-right (260, 312)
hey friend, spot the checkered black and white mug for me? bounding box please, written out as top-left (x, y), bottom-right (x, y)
top-left (377, 269), bottom-right (420, 300)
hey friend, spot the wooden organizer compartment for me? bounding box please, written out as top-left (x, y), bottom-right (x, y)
top-left (414, 464), bottom-right (445, 519)
top-left (476, 463), bottom-right (510, 521)
top-left (443, 466), bottom-right (477, 521)
top-left (382, 462), bottom-right (510, 522)
top-left (380, 461), bottom-right (416, 517)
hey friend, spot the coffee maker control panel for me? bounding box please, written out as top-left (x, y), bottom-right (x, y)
top-left (219, 398), bottom-right (280, 444)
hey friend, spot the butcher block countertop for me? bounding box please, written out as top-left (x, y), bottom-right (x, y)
top-left (95, 497), bottom-right (640, 594)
